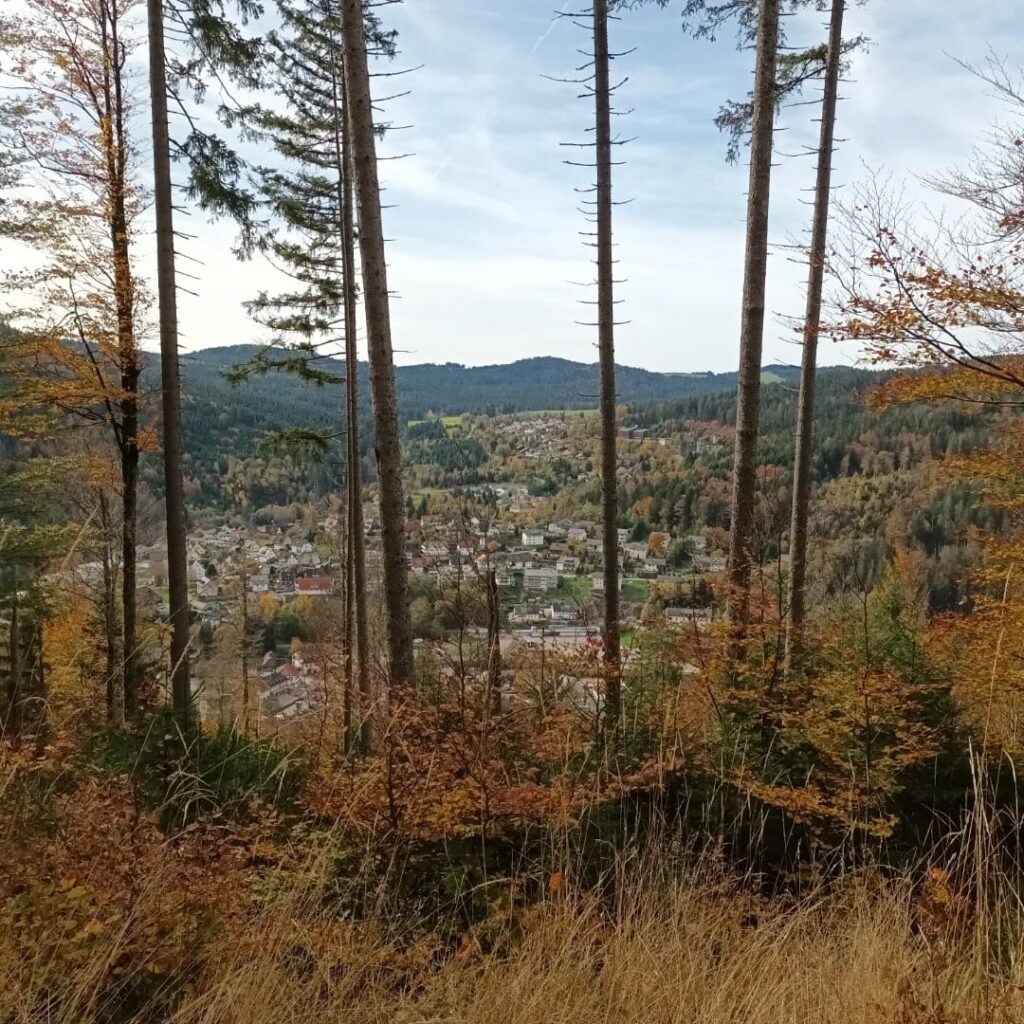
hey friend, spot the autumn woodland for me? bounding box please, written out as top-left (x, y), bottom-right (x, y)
top-left (3, 0), bottom-right (1024, 1021)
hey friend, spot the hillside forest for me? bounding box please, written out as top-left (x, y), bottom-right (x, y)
top-left (3, 1), bottom-right (1024, 1022)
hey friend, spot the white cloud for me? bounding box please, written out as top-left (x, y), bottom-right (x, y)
top-left (161, 0), bottom-right (1022, 374)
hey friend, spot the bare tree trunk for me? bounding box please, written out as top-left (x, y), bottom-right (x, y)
top-left (345, 156), bottom-right (372, 746)
top-left (147, 0), bottom-right (193, 730)
top-left (327, 22), bottom-right (357, 757)
top-left (726, 0), bottom-right (780, 643)
top-left (327, 29), bottom-right (373, 747)
top-left (99, 490), bottom-right (124, 728)
top-left (338, 0), bottom-right (414, 688)
top-left (785, 0), bottom-right (845, 665)
top-left (32, 619), bottom-right (48, 755)
top-left (241, 566), bottom-right (250, 734)
top-left (6, 591), bottom-right (21, 736)
top-left (593, 0), bottom-right (621, 726)
top-left (487, 567), bottom-right (502, 714)
top-left (342, 507), bottom-right (354, 752)
top-left (120, 391), bottom-right (139, 714)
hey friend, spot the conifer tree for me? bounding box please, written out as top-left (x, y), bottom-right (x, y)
top-left (786, 0), bottom-right (847, 664)
top-left (594, 0), bottom-right (622, 725)
top-left (0, 458), bottom-right (74, 737)
top-left (618, 0), bottom-right (862, 651)
top-left (555, 2), bottom-right (628, 728)
top-left (147, 0), bottom-right (193, 731)
top-left (149, 0), bottom-right (264, 731)
top-left (229, 0), bottom-right (391, 729)
top-left (339, 0), bottom-right (415, 688)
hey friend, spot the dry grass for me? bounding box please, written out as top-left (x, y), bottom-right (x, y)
top-left (4, 851), bottom-right (1022, 1024)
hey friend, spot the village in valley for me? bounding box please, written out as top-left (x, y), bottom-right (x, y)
top-left (155, 409), bottom-right (735, 721)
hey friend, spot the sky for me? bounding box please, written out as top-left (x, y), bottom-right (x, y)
top-left (168, 0), bottom-right (1023, 373)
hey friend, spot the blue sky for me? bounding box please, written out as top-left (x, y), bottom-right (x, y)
top-left (176, 0), bottom-right (1022, 372)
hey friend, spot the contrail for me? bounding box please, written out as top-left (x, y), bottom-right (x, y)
top-left (432, 2), bottom-right (573, 183)
top-left (530, 1), bottom-right (572, 53)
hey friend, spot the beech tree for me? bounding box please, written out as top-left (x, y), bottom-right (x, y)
top-left (339, 0), bottom-right (415, 688)
top-left (0, 0), bottom-right (149, 720)
top-left (834, 59), bottom-right (1024, 401)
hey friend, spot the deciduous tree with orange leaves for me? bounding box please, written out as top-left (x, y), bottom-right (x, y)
top-left (0, 0), bottom-right (151, 723)
top-left (832, 58), bottom-right (1024, 770)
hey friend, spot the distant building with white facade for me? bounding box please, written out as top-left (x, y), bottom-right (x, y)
top-left (523, 567), bottom-right (558, 591)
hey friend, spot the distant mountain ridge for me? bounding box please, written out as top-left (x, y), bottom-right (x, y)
top-left (172, 345), bottom-right (818, 429)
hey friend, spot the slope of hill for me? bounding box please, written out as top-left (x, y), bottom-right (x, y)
top-left (166, 344), bottom-right (815, 454)
top-left (138, 346), bottom-right (878, 512)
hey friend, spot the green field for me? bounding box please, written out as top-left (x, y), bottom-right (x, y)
top-left (556, 576), bottom-right (593, 603)
top-left (496, 573), bottom-right (594, 609)
top-left (621, 579), bottom-right (650, 603)
top-left (407, 414), bottom-right (466, 437)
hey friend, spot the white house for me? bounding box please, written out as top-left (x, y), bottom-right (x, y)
top-left (422, 541), bottom-right (451, 561)
top-left (546, 602), bottom-right (577, 623)
top-left (510, 604), bottom-right (545, 625)
top-left (523, 567), bottom-right (558, 591)
top-left (249, 574), bottom-right (270, 594)
top-left (522, 529), bottom-right (546, 548)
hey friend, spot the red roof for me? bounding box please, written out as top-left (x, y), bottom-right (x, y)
top-left (297, 576), bottom-right (333, 593)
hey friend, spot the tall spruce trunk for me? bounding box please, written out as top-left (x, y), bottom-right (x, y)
top-left (327, 31), bottom-right (373, 746)
top-left (726, 0), bottom-right (780, 642)
top-left (328, 15), bottom-right (356, 754)
top-left (338, 0), bottom-right (414, 688)
top-left (240, 567), bottom-right (250, 734)
top-left (785, 0), bottom-right (845, 665)
top-left (147, 0), bottom-right (192, 729)
top-left (343, 506), bottom-right (354, 751)
top-left (594, 0), bottom-right (621, 726)
top-left (487, 566), bottom-right (502, 714)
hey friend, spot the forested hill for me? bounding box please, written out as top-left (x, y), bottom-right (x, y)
top-left (166, 343), bottom-right (819, 442)
top-left (149, 346), bottom-right (880, 510)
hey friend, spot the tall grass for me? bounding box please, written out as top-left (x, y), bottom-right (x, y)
top-left (3, 845), bottom-right (1023, 1024)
